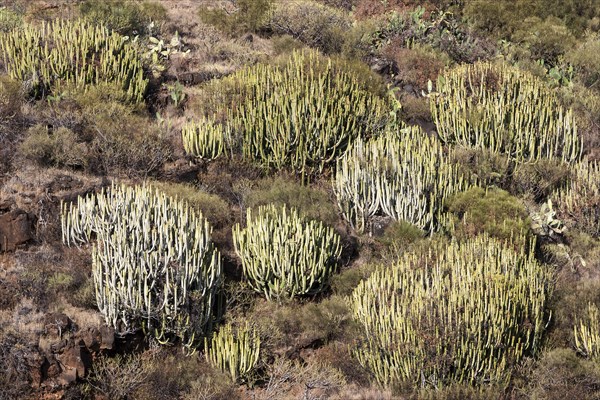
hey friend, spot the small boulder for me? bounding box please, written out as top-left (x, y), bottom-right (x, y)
top-left (0, 209), bottom-right (33, 251)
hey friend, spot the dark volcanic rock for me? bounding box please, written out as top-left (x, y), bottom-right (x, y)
top-left (0, 209), bottom-right (34, 251)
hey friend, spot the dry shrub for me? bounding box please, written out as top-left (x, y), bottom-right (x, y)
top-left (354, 0), bottom-right (433, 19)
top-left (18, 125), bottom-right (88, 169)
top-left (384, 44), bottom-right (449, 90)
top-left (87, 354), bottom-right (150, 400)
top-left (268, 0), bottom-right (351, 54)
top-left (198, 0), bottom-right (273, 36)
top-left (511, 159), bottom-right (572, 202)
top-left (566, 34), bottom-right (600, 90)
top-left (255, 356), bottom-right (346, 400)
top-left (313, 343), bottom-right (372, 387)
top-left (527, 348), bottom-right (600, 399)
top-left (80, 0), bottom-right (167, 36)
top-left (0, 75), bottom-right (24, 174)
top-left (125, 349), bottom-right (238, 400)
top-left (21, 83), bottom-right (173, 177)
top-left (511, 16), bottom-right (576, 66)
top-left (0, 327), bottom-right (38, 399)
top-left (317, 0), bottom-right (357, 10)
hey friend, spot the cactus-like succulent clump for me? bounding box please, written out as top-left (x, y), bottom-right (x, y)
top-left (232, 204), bottom-right (342, 301)
top-left (0, 19), bottom-right (147, 101)
top-left (61, 184), bottom-right (222, 348)
top-left (574, 302), bottom-right (600, 360)
top-left (555, 158), bottom-right (600, 237)
top-left (431, 62), bottom-right (581, 163)
top-left (351, 235), bottom-right (551, 388)
top-left (205, 322), bottom-right (261, 382)
top-left (182, 116), bottom-right (226, 161)
top-left (333, 125), bottom-right (467, 233)
top-left (183, 49), bottom-right (388, 178)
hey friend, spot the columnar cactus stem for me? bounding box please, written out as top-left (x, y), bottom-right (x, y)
top-left (431, 62), bottom-right (581, 163)
top-left (555, 158), bottom-right (600, 237)
top-left (574, 303), bottom-right (600, 359)
top-left (351, 234), bottom-right (552, 388)
top-left (0, 19), bottom-right (147, 101)
top-left (183, 49), bottom-right (388, 179)
top-left (232, 204), bottom-right (342, 301)
top-left (333, 125), bottom-right (467, 233)
top-left (61, 184), bottom-right (222, 348)
top-left (205, 322), bottom-right (261, 382)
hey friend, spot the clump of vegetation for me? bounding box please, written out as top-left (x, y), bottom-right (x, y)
top-left (333, 125), bottom-right (467, 233)
top-left (18, 125), bottom-right (87, 169)
top-left (233, 204), bottom-right (342, 301)
top-left (18, 83), bottom-right (171, 177)
top-left (205, 322), bottom-right (261, 383)
top-left (431, 62), bottom-right (581, 163)
top-left (526, 348), bottom-right (600, 399)
top-left (62, 184), bottom-right (223, 348)
top-left (198, 0), bottom-right (273, 36)
top-left (0, 19), bottom-right (147, 101)
top-left (244, 176), bottom-right (339, 227)
top-left (148, 181), bottom-right (231, 230)
top-left (555, 158), bottom-right (600, 237)
top-left (566, 34), bottom-right (600, 90)
top-left (87, 354), bottom-right (150, 400)
top-left (268, 0), bottom-right (351, 54)
top-left (184, 49), bottom-right (389, 179)
top-left (79, 0), bottom-right (167, 35)
top-left (445, 187), bottom-right (531, 244)
top-left (0, 74), bottom-right (22, 139)
top-left (351, 234), bottom-right (552, 388)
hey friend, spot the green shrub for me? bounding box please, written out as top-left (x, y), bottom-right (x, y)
top-left (351, 234), bottom-right (552, 388)
top-left (62, 184), bottom-right (223, 348)
top-left (463, 0), bottom-right (599, 38)
top-left (445, 187), bottom-right (531, 244)
top-left (431, 62), bottom-right (581, 163)
top-left (18, 125), bottom-right (87, 169)
top-left (527, 348), bottom-right (600, 399)
top-left (233, 204), bottom-right (342, 301)
top-left (512, 16), bottom-right (576, 66)
top-left (148, 181), bottom-right (231, 229)
top-left (377, 220), bottom-right (425, 254)
top-left (566, 34), bottom-right (600, 90)
top-left (268, 0), bottom-right (351, 54)
top-left (0, 7), bottom-right (21, 32)
top-left (271, 34), bottom-right (306, 56)
top-left (198, 0), bottom-right (273, 36)
top-left (244, 176), bottom-right (339, 227)
top-left (80, 0), bottom-right (167, 35)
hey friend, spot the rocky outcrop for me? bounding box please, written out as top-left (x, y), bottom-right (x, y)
top-left (0, 208), bottom-right (34, 251)
top-left (34, 313), bottom-right (115, 391)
